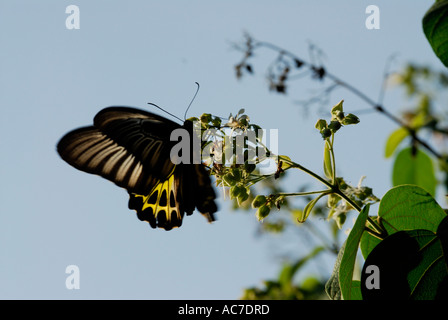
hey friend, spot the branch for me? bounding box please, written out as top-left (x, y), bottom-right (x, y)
top-left (236, 36), bottom-right (445, 161)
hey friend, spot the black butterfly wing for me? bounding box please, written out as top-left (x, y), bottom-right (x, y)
top-left (57, 106), bottom-right (217, 230)
top-left (57, 107), bottom-right (180, 195)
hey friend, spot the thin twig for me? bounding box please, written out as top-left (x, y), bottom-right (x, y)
top-left (248, 38), bottom-right (444, 161)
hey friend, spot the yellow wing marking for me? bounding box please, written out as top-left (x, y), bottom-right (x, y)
top-left (133, 172), bottom-right (182, 226)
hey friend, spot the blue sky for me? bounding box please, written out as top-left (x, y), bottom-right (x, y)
top-left (0, 0), bottom-right (442, 299)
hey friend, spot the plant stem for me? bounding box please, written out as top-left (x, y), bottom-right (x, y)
top-left (246, 37), bottom-right (393, 240)
top-left (329, 135), bottom-right (336, 183)
top-left (280, 156), bottom-right (387, 239)
top-left (280, 157), bottom-right (334, 190)
top-left (364, 227), bottom-right (384, 240)
top-left (277, 190), bottom-right (332, 197)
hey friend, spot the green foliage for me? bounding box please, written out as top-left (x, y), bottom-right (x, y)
top-left (298, 192), bottom-right (328, 224)
top-left (392, 147), bottom-right (437, 197)
top-left (361, 226), bottom-right (448, 299)
top-left (384, 127), bottom-right (408, 158)
top-left (384, 62), bottom-right (448, 199)
top-left (226, 5), bottom-right (448, 299)
top-left (360, 185), bottom-right (446, 258)
top-left (423, 0), bottom-right (448, 68)
top-left (225, 57), bottom-right (448, 299)
top-left (378, 185), bottom-right (445, 233)
top-left (242, 247), bottom-right (327, 300)
top-left (325, 205), bottom-right (369, 300)
top-left (195, 108), bottom-right (275, 212)
top-left (365, 186), bottom-right (448, 299)
top-left (327, 185), bottom-right (448, 300)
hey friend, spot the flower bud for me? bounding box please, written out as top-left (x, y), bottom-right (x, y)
top-left (335, 213), bottom-right (346, 229)
top-left (315, 119), bottom-right (327, 131)
top-left (212, 117), bottom-right (222, 127)
top-left (320, 128), bottom-right (332, 139)
top-left (252, 195), bottom-right (267, 208)
top-left (230, 185), bottom-right (241, 199)
top-left (328, 120), bottom-right (342, 132)
top-left (335, 110), bottom-right (345, 122)
top-left (331, 100), bottom-right (344, 114)
top-left (223, 174), bottom-right (237, 186)
top-left (237, 188), bottom-right (249, 205)
top-left (256, 205), bottom-right (271, 221)
top-left (327, 193), bottom-right (341, 207)
top-left (342, 113), bottom-right (360, 125)
top-left (200, 113), bottom-right (212, 123)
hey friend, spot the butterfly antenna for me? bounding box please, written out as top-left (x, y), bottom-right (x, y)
top-left (147, 102), bottom-right (183, 123)
top-left (184, 82), bottom-right (200, 120)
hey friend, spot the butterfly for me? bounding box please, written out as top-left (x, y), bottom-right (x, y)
top-left (57, 106), bottom-right (218, 231)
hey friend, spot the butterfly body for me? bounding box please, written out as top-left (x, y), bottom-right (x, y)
top-left (57, 107), bottom-right (217, 230)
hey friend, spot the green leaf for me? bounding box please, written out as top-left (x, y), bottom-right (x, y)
top-left (326, 205), bottom-right (369, 300)
top-left (360, 187), bottom-right (448, 300)
top-left (423, 0), bottom-right (448, 68)
top-left (298, 193), bottom-right (326, 223)
top-left (384, 127), bottom-right (408, 158)
top-left (325, 241), bottom-right (344, 300)
top-left (378, 185), bottom-right (445, 233)
top-left (406, 227), bottom-right (448, 299)
top-left (361, 224), bottom-right (448, 300)
top-left (392, 147), bottom-right (437, 197)
top-left (338, 204), bottom-right (369, 300)
top-left (349, 281), bottom-right (362, 300)
top-left (361, 230), bottom-right (422, 299)
top-left (360, 221), bottom-right (382, 259)
top-left (360, 185), bottom-right (447, 258)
